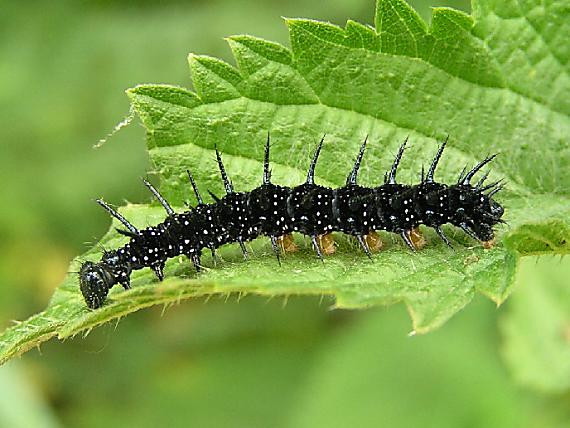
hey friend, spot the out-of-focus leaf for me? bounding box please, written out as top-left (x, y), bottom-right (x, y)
top-left (501, 256), bottom-right (570, 394)
top-left (0, 363), bottom-right (62, 428)
top-left (287, 300), bottom-right (529, 428)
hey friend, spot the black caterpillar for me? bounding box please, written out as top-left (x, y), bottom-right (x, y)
top-left (79, 137), bottom-right (505, 309)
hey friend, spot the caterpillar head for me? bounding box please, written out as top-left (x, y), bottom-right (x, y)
top-left (452, 184), bottom-right (505, 243)
top-left (79, 261), bottom-right (115, 309)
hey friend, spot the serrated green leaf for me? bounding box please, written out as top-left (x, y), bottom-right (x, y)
top-left (1, 0), bottom-right (569, 364)
top-left (189, 54), bottom-right (242, 103)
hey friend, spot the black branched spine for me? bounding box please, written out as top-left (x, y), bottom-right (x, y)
top-left (79, 137), bottom-right (505, 309)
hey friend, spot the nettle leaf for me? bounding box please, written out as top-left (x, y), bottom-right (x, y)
top-left (1, 0), bottom-right (569, 364)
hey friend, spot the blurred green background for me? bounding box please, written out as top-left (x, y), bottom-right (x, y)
top-left (1, 0), bottom-right (568, 427)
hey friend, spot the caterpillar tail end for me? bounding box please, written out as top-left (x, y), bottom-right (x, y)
top-left (79, 261), bottom-right (115, 309)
